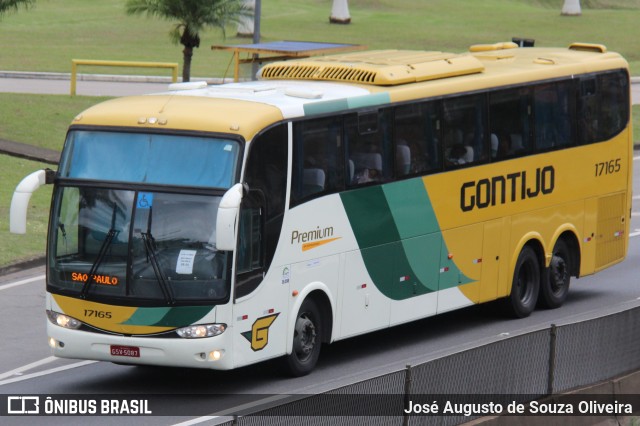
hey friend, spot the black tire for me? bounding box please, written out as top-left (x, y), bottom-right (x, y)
top-left (502, 245), bottom-right (541, 318)
top-left (538, 239), bottom-right (571, 309)
top-left (282, 298), bottom-right (322, 377)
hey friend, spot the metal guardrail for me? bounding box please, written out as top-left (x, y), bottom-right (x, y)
top-left (219, 304), bottom-right (640, 425)
top-left (70, 59), bottom-right (178, 95)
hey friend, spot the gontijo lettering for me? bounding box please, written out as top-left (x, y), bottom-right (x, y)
top-left (460, 165), bottom-right (554, 212)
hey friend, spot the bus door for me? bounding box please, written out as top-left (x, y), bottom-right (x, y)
top-left (231, 124), bottom-right (290, 367)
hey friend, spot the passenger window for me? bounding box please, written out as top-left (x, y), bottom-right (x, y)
top-left (394, 102), bottom-right (441, 177)
top-left (346, 110), bottom-right (392, 186)
top-left (489, 88), bottom-right (532, 160)
top-left (443, 94), bottom-right (487, 168)
top-left (291, 117), bottom-right (344, 206)
top-left (579, 71), bottom-right (629, 144)
top-left (534, 81), bottom-right (575, 151)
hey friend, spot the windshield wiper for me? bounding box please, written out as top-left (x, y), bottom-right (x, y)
top-left (80, 229), bottom-right (118, 299)
top-left (140, 204), bottom-right (175, 305)
top-left (141, 232), bottom-right (175, 305)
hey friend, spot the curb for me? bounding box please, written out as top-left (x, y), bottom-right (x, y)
top-left (0, 255), bottom-right (46, 277)
top-left (0, 138), bottom-right (59, 165)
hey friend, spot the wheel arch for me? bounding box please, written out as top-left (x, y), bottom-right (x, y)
top-left (286, 283), bottom-right (334, 354)
top-left (551, 228), bottom-right (581, 278)
top-left (510, 233), bottom-right (546, 292)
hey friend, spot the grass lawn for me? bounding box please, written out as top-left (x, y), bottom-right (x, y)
top-left (0, 93), bottom-right (111, 268)
top-left (0, 155), bottom-right (53, 267)
top-left (0, 0), bottom-right (639, 77)
top-left (0, 94), bottom-right (112, 151)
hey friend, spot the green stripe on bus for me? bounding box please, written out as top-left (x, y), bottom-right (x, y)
top-left (152, 306), bottom-right (215, 327)
top-left (121, 306), bottom-right (214, 327)
top-left (121, 307), bottom-right (171, 326)
top-left (303, 93), bottom-right (391, 116)
top-left (348, 93), bottom-right (391, 109)
top-left (341, 177), bottom-right (472, 299)
top-left (382, 178), bottom-right (440, 238)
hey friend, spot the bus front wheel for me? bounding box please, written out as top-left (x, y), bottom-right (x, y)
top-left (283, 298), bottom-right (322, 377)
top-left (503, 245), bottom-right (540, 318)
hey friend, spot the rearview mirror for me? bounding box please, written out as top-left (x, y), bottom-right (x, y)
top-left (10, 169), bottom-right (55, 234)
top-left (215, 183), bottom-right (245, 251)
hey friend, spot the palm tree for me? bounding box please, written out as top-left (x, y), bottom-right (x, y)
top-left (126, 0), bottom-right (246, 82)
top-left (0, 0), bottom-right (35, 19)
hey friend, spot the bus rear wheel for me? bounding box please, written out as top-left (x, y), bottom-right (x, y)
top-left (538, 239), bottom-right (571, 309)
top-left (282, 298), bottom-right (322, 377)
top-left (503, 245), bottom-right (540, 318)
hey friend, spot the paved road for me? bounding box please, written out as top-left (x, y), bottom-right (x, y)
top-left (0, 76), bottom-right (171, 97)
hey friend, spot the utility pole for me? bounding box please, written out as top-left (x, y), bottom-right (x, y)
top-left (251, 0), bottom-right (262, 78)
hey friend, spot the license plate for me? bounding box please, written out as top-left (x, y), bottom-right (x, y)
top-left (110, 345), bottom-right (140, 358)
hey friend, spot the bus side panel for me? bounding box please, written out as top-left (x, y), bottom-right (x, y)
top-left (593, 191), bottom-right (628, 271)
top-left (340, 247), bottom-right (391, 339)
top-left (581, 197), bottom-right (599, 276)
top-left (231, 270), bottom-right (290, 369)
top-left (389, 233), bottom-right (441, 326)
top-left (437, 223), bottom-right (483, 314)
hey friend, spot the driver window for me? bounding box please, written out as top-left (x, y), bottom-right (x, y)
top-left (235, 190), bottom-right (265, 300)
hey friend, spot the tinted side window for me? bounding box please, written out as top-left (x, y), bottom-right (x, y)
top-left (533, 80), bottom-right (575, 151)
top-left (346, 110), bottom-right (393, 186)
top-left (443, 94), bottom-right (488, 168)
top-left (291, 117), bottom-right (345, 207)
top-left (579, 70), bottom-right (629, 144)
top-left (394, 102), bottom-right (441, 177)
top-left (243, 123), bottom-right (287, 273)
top-left (489, 87), bottom-right (532, 160)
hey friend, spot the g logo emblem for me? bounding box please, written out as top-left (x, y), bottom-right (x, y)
top-left (242, 313), bottom-right (279, 351)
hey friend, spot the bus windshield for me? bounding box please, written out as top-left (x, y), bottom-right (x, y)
top-left (49, 187), bottom-right (230, 305)
top-left (47, 130), bottom-right (240, 305)
top-left (59, 130), bottom-right (240, 189)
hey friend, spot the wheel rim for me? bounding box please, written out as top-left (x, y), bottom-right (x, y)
top-left (293, 313), bottom-right (316, 362)
top-left (549, 254), bottom-right (568, 294)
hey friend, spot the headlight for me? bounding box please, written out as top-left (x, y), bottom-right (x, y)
top-left (176, 324), bottom-right (226, 338)
top-left (46, 310), bottom-right (82, 330)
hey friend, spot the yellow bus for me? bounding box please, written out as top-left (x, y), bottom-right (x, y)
top-left (11, 41), bottom-right (632, 376)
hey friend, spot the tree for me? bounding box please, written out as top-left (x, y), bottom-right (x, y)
top-left (126, 0), bottom-right (246, 82)
top-left (330, 0), bottom-right (350, 24)
top-left (0, 0), bottom-right (35, 19)
top-left (561, 0), bottom-right (581, 16)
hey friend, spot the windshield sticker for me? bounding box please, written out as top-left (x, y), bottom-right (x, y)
top-left (281, 267), bottom-right (290, 285)
top-left (224, 144), bottom-right (233, 152)
top-left (176, 250), bottom-right (197, 274)
top-left (136, 192), bottom-right (154, 210)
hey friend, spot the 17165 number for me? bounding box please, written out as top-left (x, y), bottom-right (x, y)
top-left (595, 158), bottom-right (621, 177)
